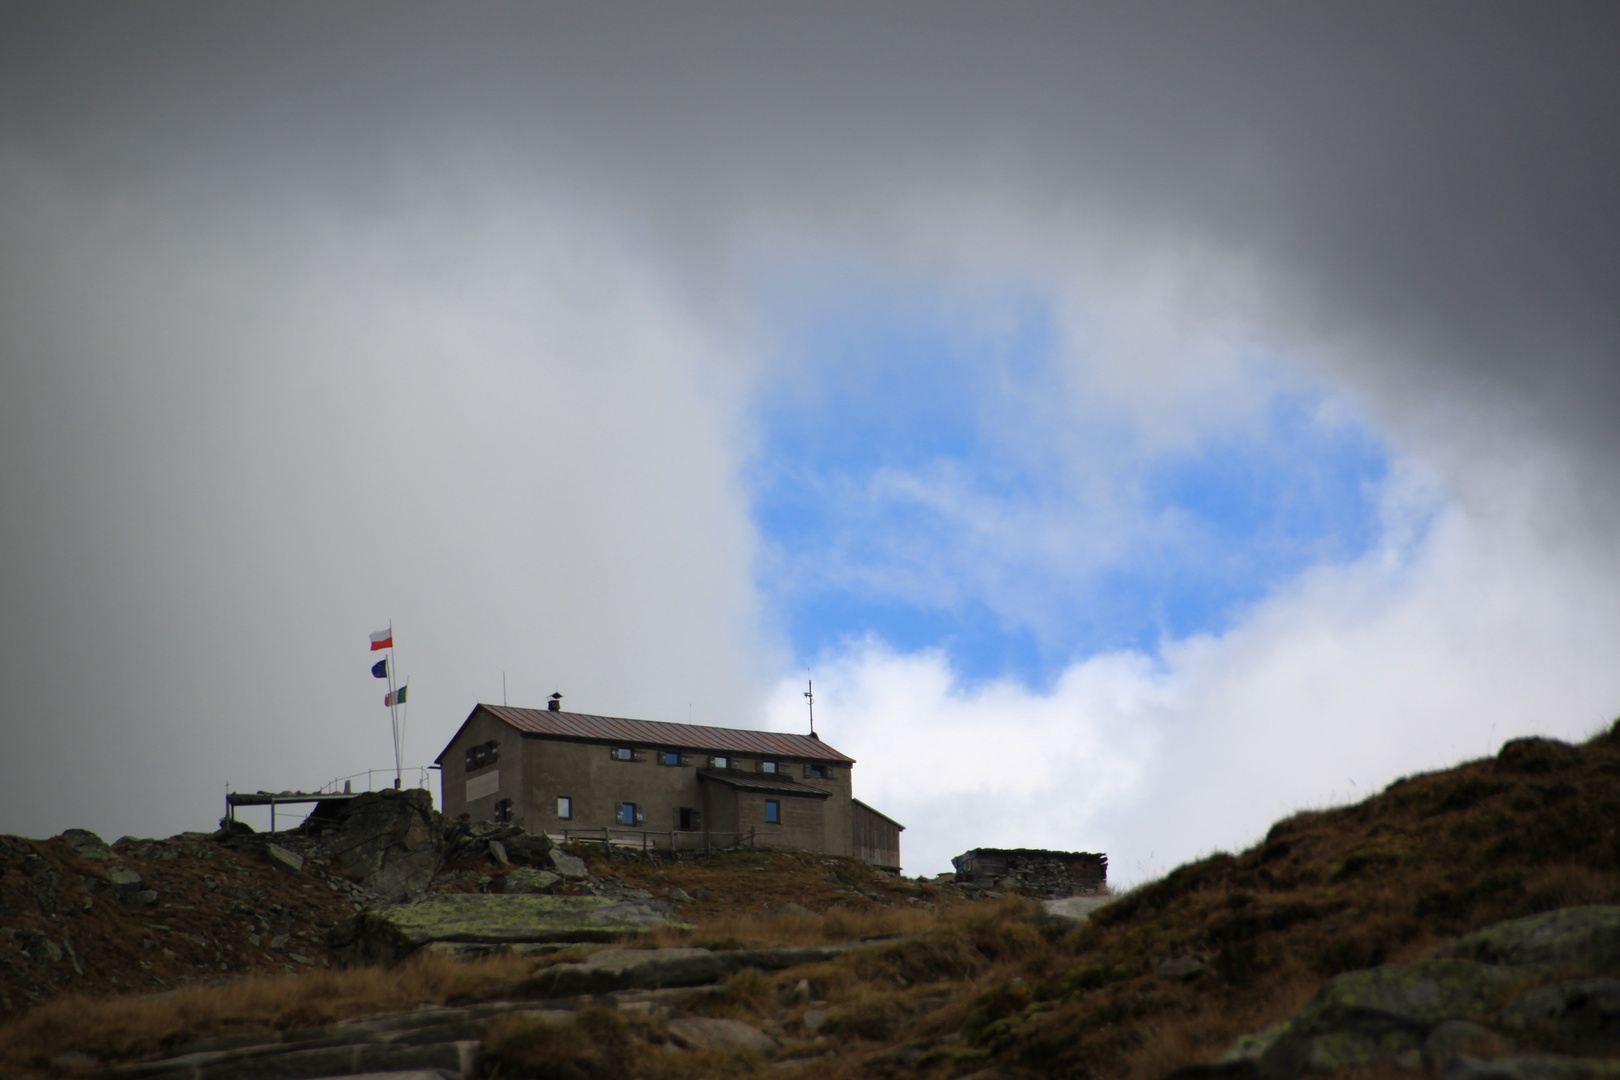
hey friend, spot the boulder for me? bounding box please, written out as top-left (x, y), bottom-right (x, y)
top-left (547, 849), bottom-right (589, 879)
top-left (266, 845), bottom-right (304, 877)
top-left (328, 893), bottom-right (676, 967)
top-left (59, 829), bottom-right (116, 861)
top-left (669, 887), bottom-right (695, 903)
top-left (1434, 907), bottom-right (1620, 973)
top-left (1257, 961), bottom-right (1514, 1080)
top-left (487, 840), bottom-right (509, 865)
top-left (502, 831), bottom-right (553, 864)
top-left (86, 864), bottom-right (157, 907)
top-left (666, 1016), bottom-right (779, 1055)
top-left (324, 789), bottom-right (443, 901)
top-left (495, 868), bottom-right (562, 895)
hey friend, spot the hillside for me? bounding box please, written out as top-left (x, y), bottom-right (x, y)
top-left (0, 719), bottom-right (1616, 1080)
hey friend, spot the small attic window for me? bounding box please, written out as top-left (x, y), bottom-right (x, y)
top-left (805, 763), bottom-right (833, 779)
top-left (760, 760), bottom-right (779, 774)
top-left (709, 755), bottom-right (730, 769)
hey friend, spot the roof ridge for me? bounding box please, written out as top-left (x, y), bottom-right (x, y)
top-left (472, 703), bottom-right (856, 763)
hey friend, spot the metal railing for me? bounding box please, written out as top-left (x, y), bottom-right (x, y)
top-left (315, 765), bottom-right (437, 795)
top-left (558, 827), bottom-right (757, 854)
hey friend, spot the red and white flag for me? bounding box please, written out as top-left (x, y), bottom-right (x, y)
top-left (369, 628), bottom-right (393, 651)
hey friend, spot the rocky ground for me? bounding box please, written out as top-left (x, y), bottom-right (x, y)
top-left (0, 828), bottom-right (360, 1013)
top-left (0, 789), bottom-right (962, 1019)
top-left (2, 721), bottom-right (1618, 1080)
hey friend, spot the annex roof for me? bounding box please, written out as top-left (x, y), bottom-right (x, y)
top-left (443, 704), bottom-right (855, 764)
top-left (852, 797), bottom-right (906, 831)
top-left (697, 767), bottom-right (832, 798)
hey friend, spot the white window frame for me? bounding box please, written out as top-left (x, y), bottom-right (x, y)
top-left (556, 795), bottom-right (573, 820)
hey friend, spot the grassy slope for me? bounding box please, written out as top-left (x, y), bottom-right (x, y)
top-left (2, 721), bottom-right (1617, 1079)
top-left (906, 723), bottom-right (1620, 1080)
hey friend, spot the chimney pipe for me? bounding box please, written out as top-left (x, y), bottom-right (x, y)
top-left (548, 692), bottom-right (563, 712)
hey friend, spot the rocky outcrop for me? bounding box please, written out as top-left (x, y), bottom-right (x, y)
top-left (441, 820), bottom-right (552, 866)
top-left (1433, 906), bottom-right (1620, 972)
top-left (323, 789), bottom-right (443, 902)
top-left (1219, 907), bottom-right (1620, 1080)
top-left (328, 893), bottom-right (679, 967)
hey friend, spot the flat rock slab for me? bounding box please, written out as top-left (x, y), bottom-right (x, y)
top-left (267, 845), bottom-right (304, 877)
top-left (330, 894), bottom-right (677, 967)
top-left (1444, 1054), bottom-right (1620, 1080)
top-left (667, 1017), bottom-right (779, 1056)
top-left (96, 1040), bottom-right (480, 1080)
top-left (528, 943), bottom-right (855, 996)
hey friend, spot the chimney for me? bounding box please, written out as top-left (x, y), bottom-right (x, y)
top-left (548, 692), bottom-right (563, 712)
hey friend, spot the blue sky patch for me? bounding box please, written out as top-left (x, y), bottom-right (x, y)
top-left (750, 278), bottom-right (1392, 687)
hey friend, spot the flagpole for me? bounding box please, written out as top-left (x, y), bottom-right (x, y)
top-left (388, 618), bottom-right (401, 789)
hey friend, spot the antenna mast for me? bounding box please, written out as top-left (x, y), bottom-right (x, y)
top-left (804, 679), bottom-right (815, 737)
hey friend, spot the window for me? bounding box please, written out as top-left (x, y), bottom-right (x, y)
top-left (676, 807), bottom-right (701, 831)
top-left (556, 796), bottom-right (573, 820)
top-left (760, 760), bottom-right (779, 774)
top-left (465, 740), bottom-right (500, 771)
top-left (660, 750), bottom-right (684, 766)
top-left (493, 798), bottom-right (513, 823)
top-left (765, 799), bottom-right (780, 823)
top-left (709, 755), bottom-right (729, 769)
top-left (611, 747), bottom-right (635, 761)
top-left (805, 763), bottom-right (833, 779)
top-left (619, 802), bottom-right (640, 826)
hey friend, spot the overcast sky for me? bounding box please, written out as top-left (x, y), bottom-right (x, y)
top-left (3, 4), bottom-right (1618, 878)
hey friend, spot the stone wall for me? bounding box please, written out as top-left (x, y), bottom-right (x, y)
top-left (950, 847), bottom-right (1107, 898)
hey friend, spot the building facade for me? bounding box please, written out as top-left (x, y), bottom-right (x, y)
top-left (435, 701), bottom-right (903, 869)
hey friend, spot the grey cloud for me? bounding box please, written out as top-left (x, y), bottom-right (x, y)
top-left (2, 3), bottom-right (1617, 839)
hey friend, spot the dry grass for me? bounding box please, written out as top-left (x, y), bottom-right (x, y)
top-left (639, 893), bottom-right (1006, 950)
top-left (0, 951), bottom-right (540, 1071)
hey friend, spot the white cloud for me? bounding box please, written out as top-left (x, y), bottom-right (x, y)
top-left (770, 455), bottom-right (1620, 880)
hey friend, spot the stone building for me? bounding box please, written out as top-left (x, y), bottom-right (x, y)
top-left (951, 848), bottom-right (1107, 897)
top-left (434, 699), bottom-right (903, 868)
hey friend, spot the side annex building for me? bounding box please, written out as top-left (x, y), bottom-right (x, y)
top-left (435, 700), bottom-right (904, 871)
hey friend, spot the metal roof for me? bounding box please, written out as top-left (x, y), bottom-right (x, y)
top-left (852, 797), bottom-right (906, 831)
top-left (471, 705), bottom-right (856, 764)
top-left (697, 767), bottom-right (833, 798)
